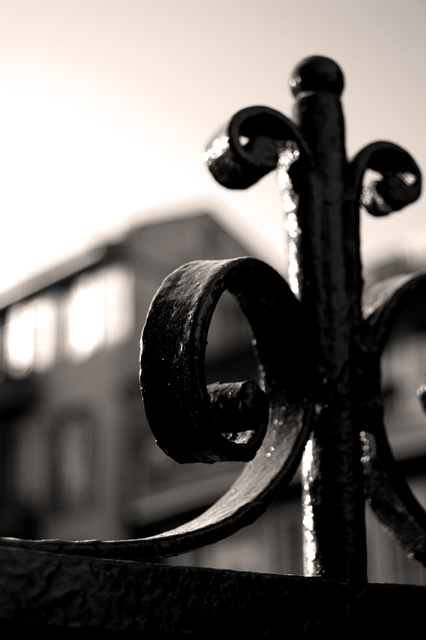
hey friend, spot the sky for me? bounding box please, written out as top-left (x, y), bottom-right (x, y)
top-left (1, 0), bottom-right (426, 292)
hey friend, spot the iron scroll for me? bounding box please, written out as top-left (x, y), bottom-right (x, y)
top-left (201, 56), bottom-right (424, 579)
top-left (0, 259), bottom-right (314, 562)
top-left (1, 56), bottom-right (425, 582)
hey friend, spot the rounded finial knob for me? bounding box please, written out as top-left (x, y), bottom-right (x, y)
top-left (290, 56), bottom-right (344, 97)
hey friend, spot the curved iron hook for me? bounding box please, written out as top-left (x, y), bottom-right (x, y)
top-left (0, 258), bottom-right (314, 561)
top-left (359, 273), bottom-right (426, 565)
top-left (1, 56), bottom-right (425, 579)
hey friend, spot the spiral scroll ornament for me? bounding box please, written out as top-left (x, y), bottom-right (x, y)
top-left (1, 56), bottom-right (424, 582)
top-left (201, 55), bottom-right (425, 580)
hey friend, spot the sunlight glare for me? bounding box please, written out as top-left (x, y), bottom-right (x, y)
top-left (1, 83), bottom-right (201, 292)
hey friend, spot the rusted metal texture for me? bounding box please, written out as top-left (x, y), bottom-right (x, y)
top-left (201, 55), bottom-right (424, 580)
top-left (1, 546), bottom-right (425, 637)
top-left (0, 56), bottom-right (425, 586)
top-left (0, 258), bottom-right (314, 562)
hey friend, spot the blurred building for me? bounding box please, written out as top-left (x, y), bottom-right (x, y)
top-left (0, 211), bottom-right (425, 585)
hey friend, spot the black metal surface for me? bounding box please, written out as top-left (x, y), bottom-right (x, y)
top-left (1, 545), bottom-right (426, 637)
top-left (359, 273), bottom-right (426, 565)
top-left (140, 257), bottom-right (312, 464)
top-left (0, 56), bottom-right (425, 587)
top-left (0, 257), bottom-right (313, 561)
top-left (202, 55), bottom-right (424, 580)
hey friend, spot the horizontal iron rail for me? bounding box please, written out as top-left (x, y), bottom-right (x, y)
top-left (1, 546), bottom-right (426, 637)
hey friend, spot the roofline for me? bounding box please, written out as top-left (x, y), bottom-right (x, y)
top-left (0, 245), bottom-right (114, 310)
top-left (0, 210), bottom-right (218, 311)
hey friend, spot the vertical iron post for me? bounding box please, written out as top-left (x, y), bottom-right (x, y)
top-left (2, 56), bottom-right (424, 586)
top-left (290, 58), bottom-right (367, 581)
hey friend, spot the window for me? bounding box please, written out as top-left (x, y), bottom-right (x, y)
top-left (4, 296), bottom-right (57, 377)
top-left (67, 264), bottom-right (133, 360)
top-left (13, 418), bottom-right (49, 508)
top-left (0, 416), bottom-right (46, 538)
top-left (51, 411), bottom-right (95, 511)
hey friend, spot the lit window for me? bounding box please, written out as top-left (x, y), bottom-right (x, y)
top-left (5, 304), bottom-right (35, 377)
top-left (68, 264), bottom-right (133, 360)
top-left (4, 296), bottom-right (57, 377)
top-left (104, 265), bottom-right (134, 345)
top-left (68, 272), bottom-right (105, 355)
top-left (34, 298), bottom-right (57, 372)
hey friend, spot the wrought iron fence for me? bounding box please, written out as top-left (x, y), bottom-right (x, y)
top-left (1, 55), bottom-right (426, 634)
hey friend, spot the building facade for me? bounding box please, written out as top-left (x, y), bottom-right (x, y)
top-left (0, 212), bottom-right (425, 585)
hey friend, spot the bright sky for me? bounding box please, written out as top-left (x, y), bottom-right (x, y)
top-left (1, 0), bottom-right (426, 292)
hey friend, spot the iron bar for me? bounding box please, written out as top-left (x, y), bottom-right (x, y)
top-left (202, 55), bottom-right (425, 581)
top-left (290, 58), bottom-right (367, 580)
top-left (1, 56), bottom-right (426, 587)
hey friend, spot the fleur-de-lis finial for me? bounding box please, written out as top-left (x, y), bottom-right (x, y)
top-left (201, 55), bottom-right (424, 580)
top-left (1, 57), bottom-right (425, 584)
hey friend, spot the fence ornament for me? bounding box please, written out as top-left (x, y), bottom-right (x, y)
top-left (1, 56), bottom-right (425, 583)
